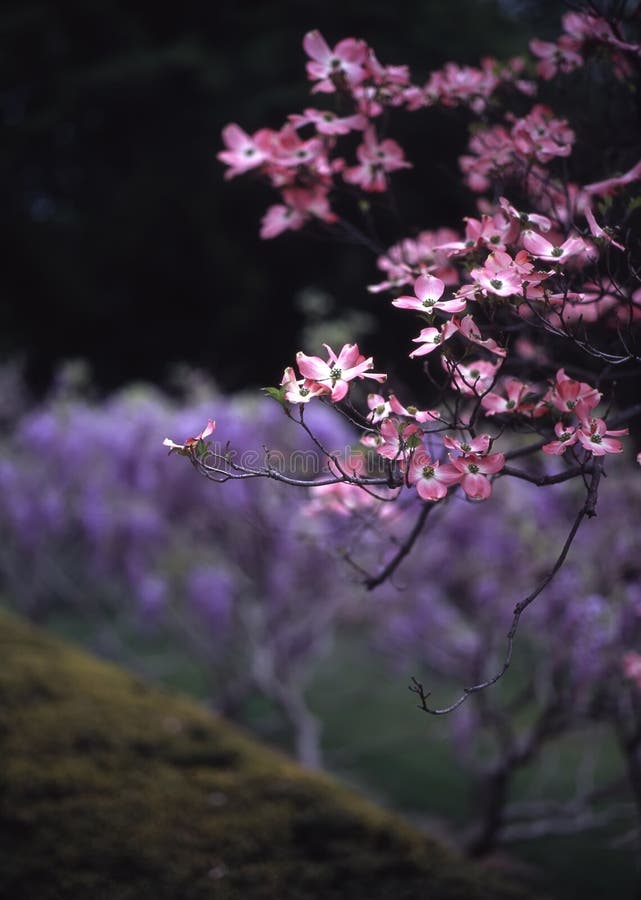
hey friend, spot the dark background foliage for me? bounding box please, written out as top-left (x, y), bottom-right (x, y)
top-left (1, 0), bottom-right (562, 395)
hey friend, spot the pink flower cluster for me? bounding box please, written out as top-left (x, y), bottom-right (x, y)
top-left (218, 30), bottom-right (545, 239)
top-left (367, 228), bottom-right (460, 294)
top-left (540, 371), bottom-right (628, 457)
top-left (460, 104), bottom-right (575, 193)
top-left (531, 11), bottom-right (641, 80)
top-left (282, 342), bottom-right (386, 403)
top-left (360, 404), bottom-right (506, 502)
top-left (407, 56), bottom-right (535, 114)
top-left (208, 11), bottom-right (641, 517)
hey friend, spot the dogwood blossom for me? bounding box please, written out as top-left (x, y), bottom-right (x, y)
top-left (407, 448), bottom-right (460, 501)
top-left (343, 129), bottom-right (411, 192)
top-left (576, 418), bottom-right (629, 456)
top-left (409, 319), bottom-right (458, 358)
top-left (481, 378), bottom-right (535, 416)
top-left (544, 369), bottom-right (602, 419)
top-left (217, 124), bottom-right (272, 179)
top-left (443, 450), bottom-right (506, 501)
top-left (392, 274), bottom-right (466, 315)
top-left (296, 343), bottom-right (386, 402)
top-left (522, 230), bottom-right (590, 264)
top-left (541, 422), bottom-right (579, 456)
top-left (303, 31), bottom-right (368, 93)
top-left (163, 420), bottom-right (216, 455)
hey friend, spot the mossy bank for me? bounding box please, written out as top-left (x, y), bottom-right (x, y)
top-left (0, 609), bottom-right (535, 900)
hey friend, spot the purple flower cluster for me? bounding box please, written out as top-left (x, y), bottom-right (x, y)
top-left (0, 374), bottom-right (357, 715)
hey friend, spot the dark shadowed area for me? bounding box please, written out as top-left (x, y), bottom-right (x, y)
top-left (1, 0), bottom-right (552, 393)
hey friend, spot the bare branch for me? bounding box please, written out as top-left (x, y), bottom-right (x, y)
top-left (410, 461), bottom-right (603, 715)
top-left (365, 501), bottom-right (435, 590)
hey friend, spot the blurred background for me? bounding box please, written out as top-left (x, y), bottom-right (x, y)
top-left (3, 1), bottom-right (641, 898)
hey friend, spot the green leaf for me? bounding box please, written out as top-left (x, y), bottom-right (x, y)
top-left (262, 386), bottom-right (288, 409)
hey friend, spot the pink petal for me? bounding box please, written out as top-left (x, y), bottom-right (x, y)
top-left (414, 274), bottom-right (445, 302)
top-left (296, 352), bottom-right (330, 380)
top-left (416, 479), bottom-right (448, 501)
top-left (303, 30), bottom-right (331, 64)
top-left (461, 473), bottom-right (492, 500)
top-left (478, 452), bottom-right (506, 474)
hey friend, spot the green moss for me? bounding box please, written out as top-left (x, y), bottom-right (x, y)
top-left (0, 609), bottom-right (537, 899)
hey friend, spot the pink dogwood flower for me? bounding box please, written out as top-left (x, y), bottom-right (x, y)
top-left (388, 394), bottom-right (440, 423)
top-left (481, 378), bottom-right (535, 416)
top-left (541, 422), bottom-right (579, 456)
top-left (163, 419), bottom-right (216, 455)
top-left (562, 11), bottom-right (641, 55)
top-left (371, 417), bottom-right (422, 461)
top-left (365, 392), bottom-right (439, 425)
top-left (530, 36), bottom-right (583, 80)
top-left (409, 319), bottom-right (458, 358)
top-left (303, 31), bottom-right (368, 93)
top-left (288, 108), bottom-right (367, 136)
top-left (296, 343), bottom-right (386, 402)
top-left (368, 228), bottom-right (460, 293)
top-left (454, 315), bottom-right (507, 358)
top-left (545, 369), bottom-right (601, 419)
top-left (471, 250), bottom-right (531, 298)
top-left (522, 230), bottom-right (589, 263)
top-left (280, 367), bottom-right (327, 404)
top-left (366, 393), bottom-right (392, 424)
top-left (260, 185), bottom-right (337, 239)
top-left (443, 450), bottom-right (506, 500)
top-left (576, 418), bottom-right (628, 456)
top-left (218, 124), bottom-right (272, 179)
top-left (433, 212), bottom-right (517, 256)
top-left (442, 433), bottom-right (492, 455)
top-left (584, 206), bottom-right (625, 252)
top-left (392, 274), bottom-right (466, 315)
top-left (343, 129), bottom-right (411, 192)
top-left (498, 197), bottom-right (552, 234)
top-left (407, 448), bottom-right (460, 501)
top-left (510, 104), bottom-right (575, 163)
top-left (445, 358), bottom-right (502, 396)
